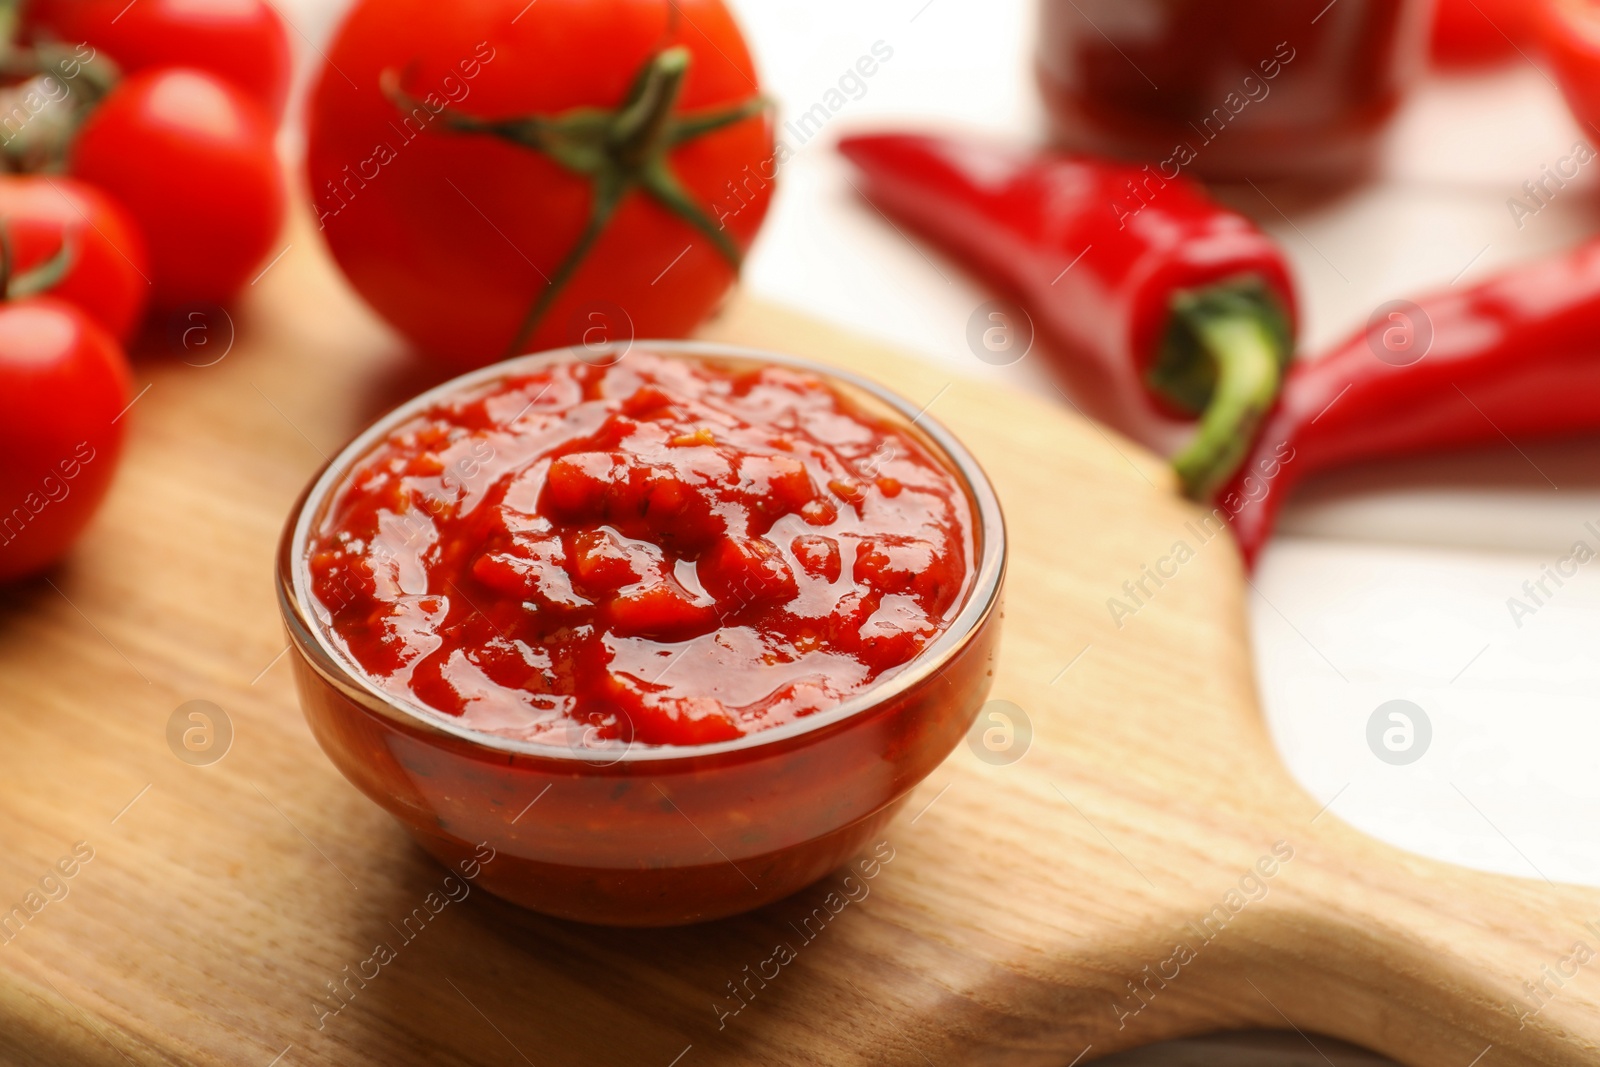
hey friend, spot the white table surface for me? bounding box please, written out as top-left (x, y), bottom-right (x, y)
top-left (276, 1), bottom-right (1599, 1060)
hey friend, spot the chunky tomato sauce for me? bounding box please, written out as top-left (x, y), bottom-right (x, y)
top-left (306, 352), bottom-right (974, 748)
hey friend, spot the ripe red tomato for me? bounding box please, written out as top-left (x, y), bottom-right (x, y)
top-left (0, 296), bottom-right (131, 582)
top-left (1430, 0), bottom-right (1533, 66)
top-left (26, 0), bottom-right (292, 120)
top-left (69, 68), bottom-right (286, 308)
top-left (0, 176), bottom-right (150, 342)
top-left (306, 0), bottom-right (775, 367)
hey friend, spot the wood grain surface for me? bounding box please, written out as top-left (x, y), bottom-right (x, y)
top-left (0, 208), bottom-right (1597, 1067)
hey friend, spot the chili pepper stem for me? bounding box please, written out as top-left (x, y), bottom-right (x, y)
top-left (1167, 301), bottom-right (1285, 501)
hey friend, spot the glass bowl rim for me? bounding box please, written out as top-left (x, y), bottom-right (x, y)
top-left (277, 339), bottom-right (1007, 766)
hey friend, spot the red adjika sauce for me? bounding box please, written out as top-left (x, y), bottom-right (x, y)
top-left (306, 352), bottom-right (974, 748)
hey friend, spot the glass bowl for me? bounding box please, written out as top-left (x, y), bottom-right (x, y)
top-left (275, 341), bottom-right (1006, 926)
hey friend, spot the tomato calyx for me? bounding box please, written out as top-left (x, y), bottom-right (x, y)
top-left (0, 221), bottom-right (74, 300)
top-left (0, 0), bottom-right (120, 171)
top-left (382, 46), bottom-right (768, 357)
top-left (0, 0), bottom-right (120, 172)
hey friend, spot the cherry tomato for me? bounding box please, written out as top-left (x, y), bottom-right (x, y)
top-left (26, 0), bottom-right (292, 120)
top-left (0, 175), bottom-right (150, 341)
top-left (0, 296), bottom-right (131, 582)
top-left (306, 0), bottom-right (775, 367)
top-left (1430, 0), bottom-right (1532, 66)
top-left (70, 67), bottom-right (286, 308)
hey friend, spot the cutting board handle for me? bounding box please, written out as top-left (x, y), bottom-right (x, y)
top-left (1239, 818), bottom-right (1600, 1066)
top-left (1047, 816), bottom-right (1600, 1066)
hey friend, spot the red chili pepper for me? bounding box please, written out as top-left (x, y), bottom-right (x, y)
top-left (1432, 0), bottom-right (1532, 67)
top-left (1224, 239), bottom-right (1600, 567)
top-left (838, 131), bottom-right (1297, 499)
top-left (1541, 0), bottom-right (1600, 135)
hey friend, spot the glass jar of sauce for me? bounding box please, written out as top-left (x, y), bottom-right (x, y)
top-left (1036, 0), bottom-right (1433, 181)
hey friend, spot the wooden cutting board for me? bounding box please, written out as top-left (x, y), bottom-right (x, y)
top-left (2, 210), bottom-right (1598, 1067)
